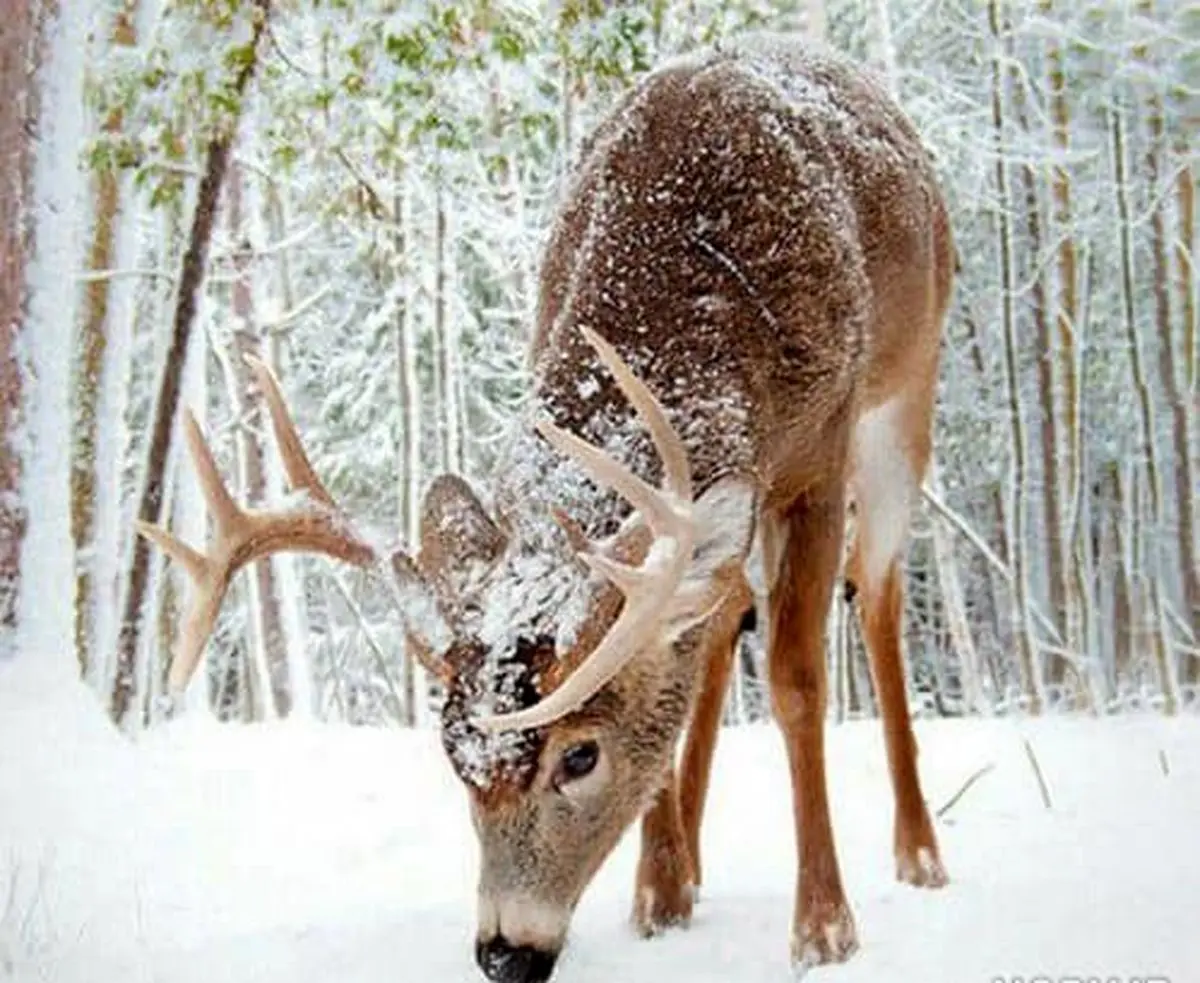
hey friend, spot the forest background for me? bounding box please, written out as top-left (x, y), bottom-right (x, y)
top-left (1, 0), bottom-right (1195, 732)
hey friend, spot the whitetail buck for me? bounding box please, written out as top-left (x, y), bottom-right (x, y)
top-left (141, 33), bottom-right (953, 983)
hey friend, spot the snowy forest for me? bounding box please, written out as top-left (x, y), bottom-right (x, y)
top-left (1, 0), bottom-right (1195, 734)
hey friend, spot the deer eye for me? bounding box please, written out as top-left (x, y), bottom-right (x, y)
top-left (556, 740), bottom-right (600, 785)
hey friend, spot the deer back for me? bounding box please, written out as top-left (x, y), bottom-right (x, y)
top-left (510, 33), bottom-right (952, 527)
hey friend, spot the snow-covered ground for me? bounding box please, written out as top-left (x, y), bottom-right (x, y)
top-left (2, 665), bottom-right (1196, 983)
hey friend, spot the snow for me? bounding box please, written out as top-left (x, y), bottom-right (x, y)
top-left (2, 666), bottom-right (1196, 983)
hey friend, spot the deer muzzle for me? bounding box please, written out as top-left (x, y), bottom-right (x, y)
top-left (475, 892), bottom-right (568, 982)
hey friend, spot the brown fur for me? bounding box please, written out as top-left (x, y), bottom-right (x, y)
top-left (402, 33), bottom-right (953, 978)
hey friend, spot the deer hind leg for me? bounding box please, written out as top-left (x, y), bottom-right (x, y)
top-left (847, 396), bottom-right (947, 888)
top-left (766, 489), bottom-right (858, 971)
top-left (632, 578), bottom-right (750, 936)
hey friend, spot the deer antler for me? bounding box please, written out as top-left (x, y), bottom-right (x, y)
top-left (473, 327), bottom-right (696, 732)
top-left (138, 355), bottom-right (451, 695)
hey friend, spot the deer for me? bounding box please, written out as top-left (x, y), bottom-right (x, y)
top-left (139, 32), bottom-right (954, 983)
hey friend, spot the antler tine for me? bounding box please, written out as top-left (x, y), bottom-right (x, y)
top-left (244, 354), bottom-right (334, 510)
top-left (579, 550), bottom-right (651, 596)
top-left (533, 327), bottom-right (691, 538)
top-left (183, 410), bottom-right (242, 535)
top-left (138, 362), bottom-right (397, 699)
top-left (535, 418), bottom-right (680, 536)
top-left (474, 328), bottom-right (697, 733)
top-left (135, 520), bottom-right (208, 582)
top-left (167, 578), bottom-right (225, 692)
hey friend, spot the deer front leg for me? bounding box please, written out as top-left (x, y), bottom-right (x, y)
top-left (766, 495), bottom-right (859, 972)
top-left (634, 577), bottom-right (752, 934)
top-left (632, 772), bottom-right (695, 937)
top-left (677, 578), bottom-right (751, 895)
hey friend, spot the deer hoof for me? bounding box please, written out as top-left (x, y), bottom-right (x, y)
top-left (632, 881), bottom-right (695, 938)
top-left (896, 845), bottom-right (949, 888)
top-left (790, 902), bottom-right (858, 976)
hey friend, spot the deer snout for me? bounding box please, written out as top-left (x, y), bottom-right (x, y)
top-left (475, 936), bottom-right (559, 983)
top-left (475, 894), bottom-right (567, 983)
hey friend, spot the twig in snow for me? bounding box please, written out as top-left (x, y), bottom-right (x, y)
top-left (1023, 737), bottom-right (1053, 810)
top-left (935, 762), bottom-right (996, 820)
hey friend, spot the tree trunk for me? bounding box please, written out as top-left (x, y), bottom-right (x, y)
top-left (928, 459), bottom-right (986, 713)
top-left (392, 175), bottom-right (419, 727)
top-left (72, 2), bottom-right (138, 679)
top-left (806, 0), bottom-right (826, 43)
top-left (1110, 103), bottom-right (1179, 713)
top-left (1177, 138), bottom-right (1196, 396)
top-left (261, 181), bottom-right (311, 717)
top-left (989, 0), bottom-right (1043, 714)
top-left (1140, 38), bottom-right (1197, 645)
top-left (1012, 56), bottom-right (1066, 688)
top-left (111, 0), bottom-right (271, 726)
top-left (1097, 462), bottom-right (1131, 694)
top-left (870, 0), bottom-right (896, 86)
top-left (227, 161), bottom-right (291, 718)
top-left (12, 0), bottom-right (92, 670)
top-left (0, 0), bottom-right (44, 644)
top-left (1012, 63), bottom-right (1070, 691)
top-left (433, 173), bottom-right (460, 474)
top-left (1042, 1), bottom-right (1090, 697)
top-left (1174, 136), bottom-right (1197, 677)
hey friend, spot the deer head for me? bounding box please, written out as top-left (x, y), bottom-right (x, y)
top-left (140, 330), bottom-right (755, 983)
top-left (401, 328), bottom-right (756, 981)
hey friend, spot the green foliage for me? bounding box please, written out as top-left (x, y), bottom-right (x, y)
top-left (84, 0), bottom-right (268, 207)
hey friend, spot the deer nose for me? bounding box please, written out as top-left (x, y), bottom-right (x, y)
top-left (475, 935), bottom-right (559, 983)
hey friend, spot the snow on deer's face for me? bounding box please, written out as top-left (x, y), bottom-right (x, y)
top-left (397, 472), bottom-right (753, 983)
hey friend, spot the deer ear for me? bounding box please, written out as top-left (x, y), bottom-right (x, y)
top-left (419, 475), bottom-right (508, 589)
top-left (666, 476), bottom-right (757, 633)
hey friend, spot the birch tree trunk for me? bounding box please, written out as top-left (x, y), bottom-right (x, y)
top-left (391, 174), bottom-right (419, 726)
top-left (1012, 61), bottom-right (1067, 690)
top-left (13, 0), bottom-right (92, 672)
top-left (870, 0), bottom-right (897, 84)
top-left (72, 1), bottom-right (139, 680)
top-left (433, 174), bottom-right (461, 474)
top-left (1177, 138), bottom-right (1196, 396)
top-left (1042, 0), bottom-right (1091, 701)
top-left (227, 160), bottom-right (291, 718)
top-left (0, 0), bottom-right (44, 645)
top-left (806, 0), bottom-right (826, 43)
top-left (989, 0), bottom-right (1042, 713)
top-left (111, 0), bottom-right (271, 725)
top-left (1110, 103), bottom-right (1178, 712)
top-left (558, 54), bottom-right (574, 183)
top-left (260, 180), bottom-right (312, 718)
top-left (928, 460), bottom-right (986, 713)
top-left (1140, 40), bottom-right (1197, 647)
top-left (175, 294), bottom-right (211, 717)
top-left (1173, 137), bottom-right (1197, 673)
